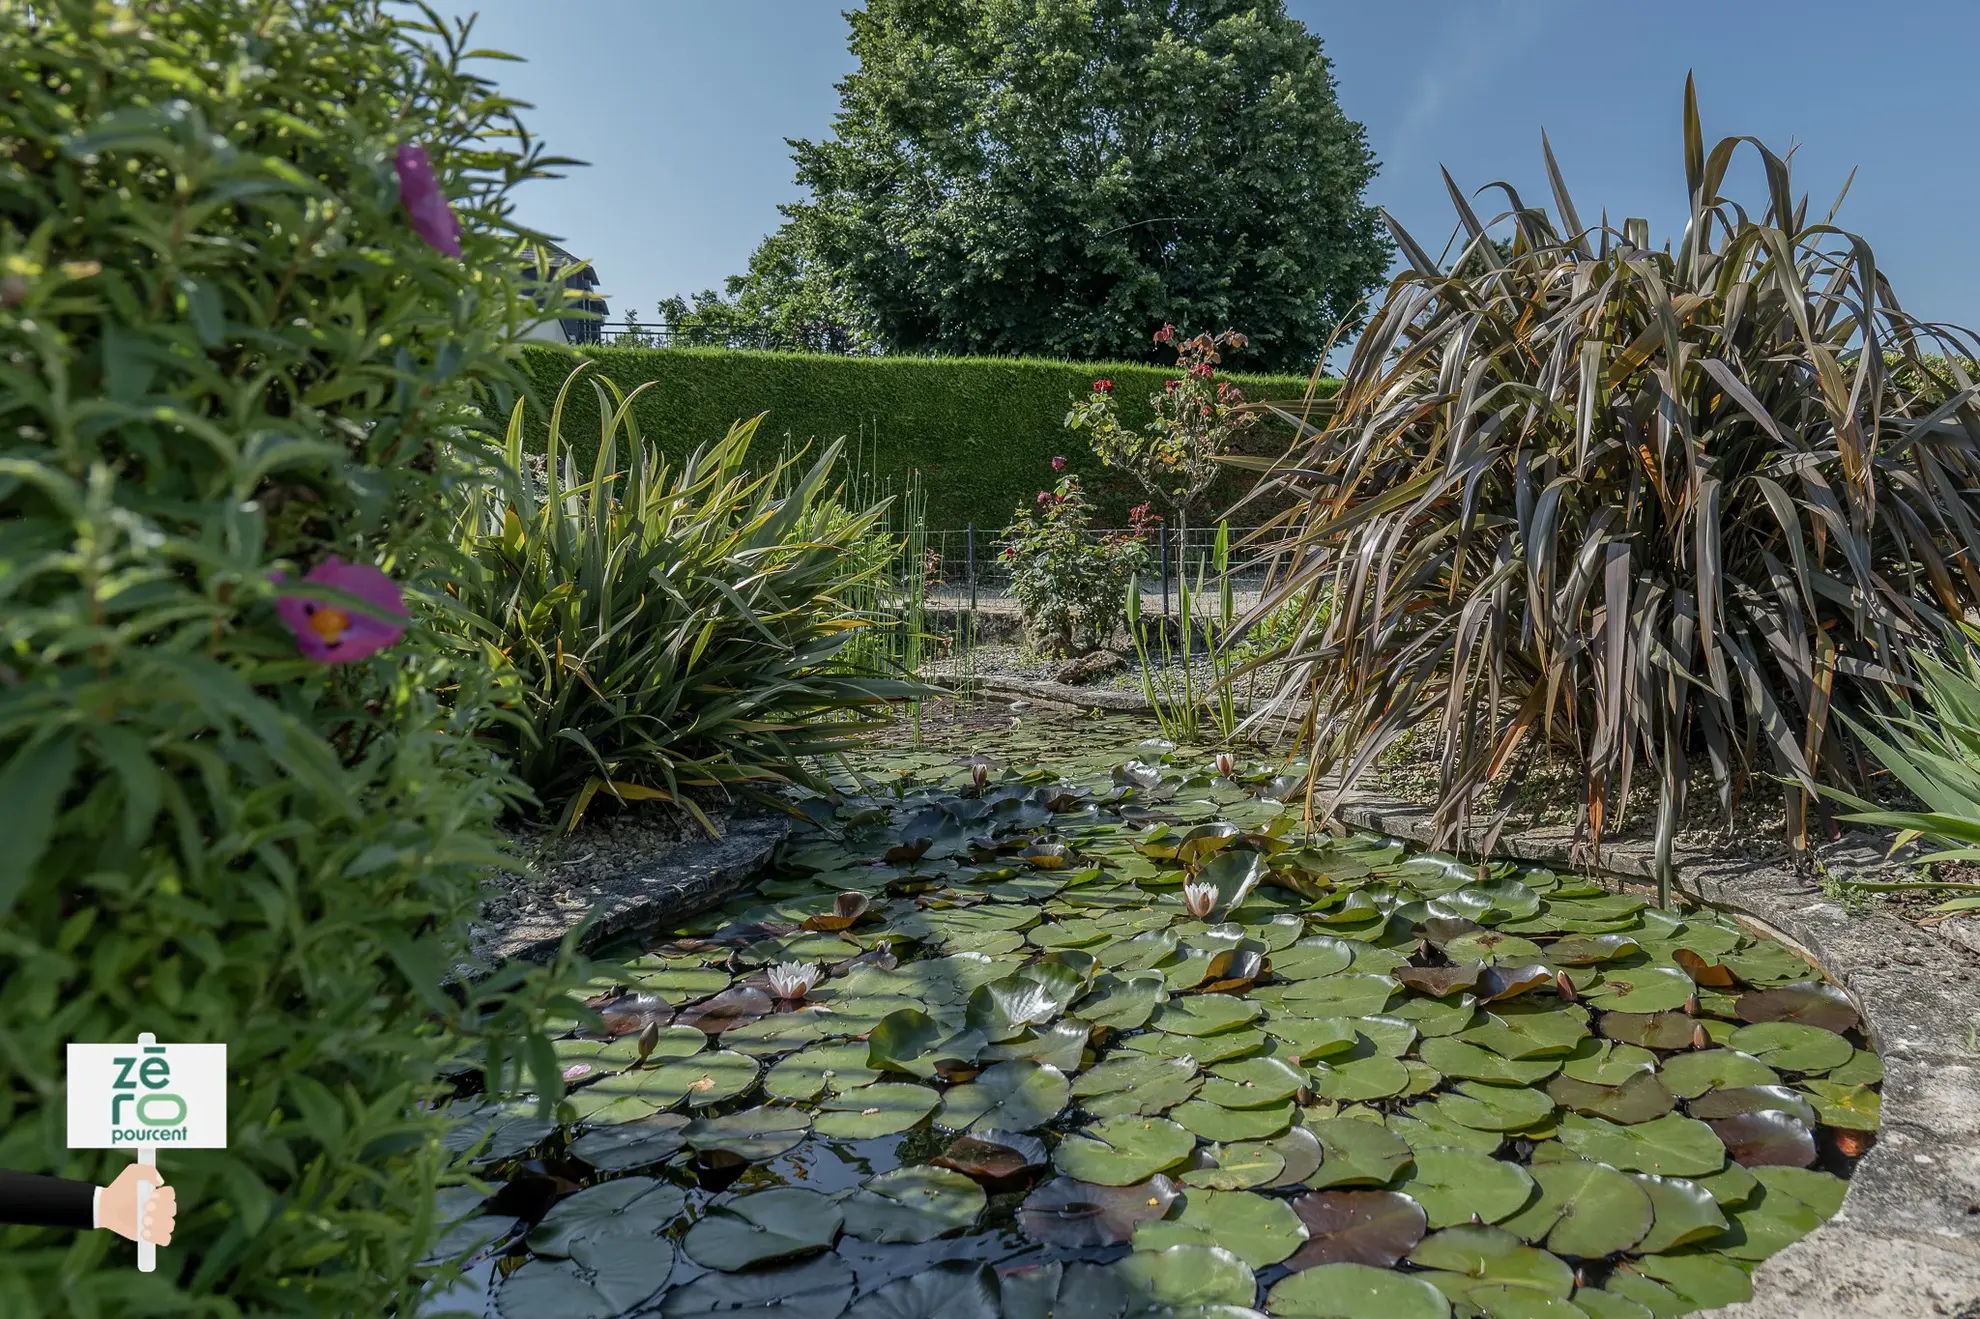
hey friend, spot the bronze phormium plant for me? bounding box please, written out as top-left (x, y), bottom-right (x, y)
top-left (1244, 77), bottom-right (1980, 898)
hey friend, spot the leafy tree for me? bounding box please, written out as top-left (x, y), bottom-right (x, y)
top-left (782, 0), bottom-right (1391, 369)
top-left (659, 221), bottom-right (871, 353)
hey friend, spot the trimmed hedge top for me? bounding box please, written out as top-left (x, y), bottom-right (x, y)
top-left (517, 346), bottom-right (1337, 531)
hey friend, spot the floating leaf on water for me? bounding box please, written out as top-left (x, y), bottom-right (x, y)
top-left (1543, 1073), bottom-right (1675, 1125)
top-left (659, 1254), bottom-right (855, 1319)
top-left (1670, 948), bottom-right (1739, 988)
top-left (1627, 1175), bottom-right (1729, 1254)
top-left (1073, 972), bottom-right (1169, 1032)
top-left (1266, 1261), bottom-right (1451, 1319)
top-left (1556, 1114), bottom-right (1725, 1176)
top-left (1201, 1057), bottom-right (1308, 1109)
top-left (1689, 1084), bottom-right (1817, 1125)
top-left (981, 1020), bottom-right (1088, 1072)
top-left (1151, 994), bottom-right (1265, 1037)
top-left (567, 1114), bottom-right (691, 1172)
top-left (1128, 1025), bottom-right (1270, 1066)
top-left (1306, 1117), bottom-right (1415, 1188)
top-left (1273, 974), bottom-right (1400, 1018)
top-left (1596, 1011), bottom-right (1697, 1051)
top-left (814, 1082), bottom-right (940, 1139)
top-left (1703, 1110), bottom-right (1817, 1168)
top-left (1475, 964), bottom-right (1559, 1003)
top-left (842, 1261), bottom-right (1000, 1319)
top-left (1824, 1048), bottom-right (1883, 1086)
top-left (1307, 1055), bottom-right (1413, 1103)
top-left (1559, 1041), bottom-right (1657, 1086)
top-left (682, 1187), bottom-right (843, 1272)
top-left (1116, 1243), bottom-right (1258, 1312)
top-left (1396, 963), bottom-right (1486, 997)
top-left (966, 961), bottom-right (1088, 1041)
top-left (1419, 1037), bottom-right (1561, 1087)
top-left (1132, 1188), bottom-right (1308, 1269)
top-left (937, 1060), bottom-right (1069, 1132)
top-left (932, 1126), bottom-right (1048, 1186)
top-left (641, 1051), bottom-right (759, 1109)
top-left (1173, 1098), bottom-right (1296, 1141)
top-left (442, 1100), bottom-right (559, 1165)
top-left (720, 1007), bottom-right (841, 1057)
top-left (1626, 1252), bottom-right (1754, 1309)
top-left (1798, 1079), bottom-right (1881, 1131)
top-left (766, 1042), bottom-right (879, 1101)
top-left (1733, 982), bottom-right (1860, 1034)
top-left (1264, 1017), bottom-right (1362, 1064)
top-left (528, 1176), bottom-right (687, 1259)
top-left (1393, 1148), bottom-right (1536, 1228)
top-left (1286, 1191), bottom-right (1428, 1270)
top-left (999, 1262), bottom-right (1124, 1319)
top-left (1691, 1160), bottom-right (1760, 1208)
top-left (1182, 1141), bottom-right (1287, 1189)
top-left (684, 1109), bottom-right (812, 1163)
top-left (1725, 1022), bottom-right (1853, 1073)
top-left (498, 1247), bottom-right (673, 1319)
top-left (1461, 1003), bottom-right (1591, 1059)
top-left (1545, 935), bottom-right (1642, 966)
top-left (1442, 930), bottom-right (1545, 965)
top-left (1585, 968), bottom-right (1696, 1014)
top-left (1271, 936), bottom-right (1359, 981)
top-left (1018, 1174), bottom-right (1179, 1248)
top-left (1405, 1224), bottom-right (1575, 1298)
top-left (675, 987), bottom-right (775, 1035)
top-left (1260, 1123), bottom-right (1325, 1187)
top-left (1423, 1080), bottom-right (1558, 1133)
top-left (1498, 1158), bottom-right (1653, 1258)
top-left (1052, 1115), bottom-right (1197, 1185)
top-left (838, 1166), bottom-right (986, 1243)
top-left (1654, 1049), bottom-right (1778, 1100)
top-left (866, 1009), bottom-right (945, 1078)
top-left (1072, 1054), bottom-right (1202, 1118)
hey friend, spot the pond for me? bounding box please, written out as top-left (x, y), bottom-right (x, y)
top-left (430, 730), bottom-right (1882, 1319)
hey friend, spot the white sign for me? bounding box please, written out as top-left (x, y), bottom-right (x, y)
top-left (67, 1039), bottom-right (228, 1150)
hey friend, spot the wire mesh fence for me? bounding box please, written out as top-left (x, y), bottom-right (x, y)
top-left (912, 523), bottom-right (1282, 613)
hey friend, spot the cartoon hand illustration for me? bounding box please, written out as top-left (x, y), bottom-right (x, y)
top-left (98, 1164), bottom-right (175, 1246)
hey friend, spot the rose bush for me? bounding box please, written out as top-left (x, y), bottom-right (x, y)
top-left (1003, 469), bottom-right (1150, 656)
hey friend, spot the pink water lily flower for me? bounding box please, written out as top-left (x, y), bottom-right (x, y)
top-left (273, 557), bottom-right (408, 664)
top-left (394, 144), bottom-right (461, 258)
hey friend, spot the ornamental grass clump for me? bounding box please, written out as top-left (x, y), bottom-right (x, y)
top-left (0, 1), bottom-right (577, 1312)
top-left (1247, 77), bottom-right (1980, 897)
top-left (453, 363), bottom-right (921, 830)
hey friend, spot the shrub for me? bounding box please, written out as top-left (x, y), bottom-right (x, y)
top-left (451, 364), bottom-right (920, 828)
top-left (1254, 78), bottom-right (1980, 895)
top-left (1003, 468), bottom-right (1151, 656)
top-left (0, 3), bottom-right (571, 1312)
top-left (1066, 326), bottom-right (1263, 535)
top-left (515, 345), bottom-right (1330, 532)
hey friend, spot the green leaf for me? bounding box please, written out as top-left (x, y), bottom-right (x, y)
top-left (1151, 994), bottom-right (1265, 1036)
top-left (814, 1082), bottom-right (939, 1138)
top-left (682, 1187), bottom-right (843, 1271)
top-left (1114, 1244), bottom-right (1258, 1312)
top-left (1266, 1262), bottom-right (1450, 1319)
top-left (1726, 1022), bottom-right (1853, 1073)
top-left (1072, 1054), bottom-right (1202, 1118)
top-left (1627, 1175), bottom-right (1729, 1253)
top-left (1306, 1117), bottom-right (1415, 1188)
top-left (937, 1060), bottom-right (1070, 1131)
top-left (1394, 1148), bottom-right (1536, 1228)
top-left (683, 1109), bottom-right (811, 1162)
top-left (1133, 1188), bottom-right (1308, 1269)
top-left (838, 1166), bottom-right (985, 1243)
top-left (1498, 1159), bottom-right (1653, 1258)
top-left (528, 1176), bottom-right (686, 1258)
top-left (1556, 1114), bottom-right (1725, 1176)
top-left (1052, 1115), bottom-right (1197, 1185)
top-left (1173, 1099), bottom-right (1295, 1141)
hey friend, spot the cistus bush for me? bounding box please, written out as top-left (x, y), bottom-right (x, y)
top-left (0, 2), bottom-right (574, 1313)
top-left (450, 363), bottom-right (922, 831)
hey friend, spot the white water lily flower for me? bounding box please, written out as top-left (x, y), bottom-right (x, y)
top-left (1183, 880), bottom-right (1218, 920)
top-left (767, 961), bottom-right (821, 1001)
top-left (1214, 753), bottom-right (1237, 779)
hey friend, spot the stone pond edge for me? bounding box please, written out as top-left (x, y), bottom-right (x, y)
top-left (1330, 787), bottom-right (1980, 1319)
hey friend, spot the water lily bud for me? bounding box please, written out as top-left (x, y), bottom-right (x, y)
top-left (636, 1019), bottom-right (660, 1065)
top-left (1691, 1023), bottom-right (1710, 1050)
top-left (971, 762), bottom-right (989, 789)
top-left (1683, 993), bottom-right (1700, 1016)
top-left (1214, 752), bottom-right (1236, 779)
top-left (1555, 971), bottom-right (1576, 1003)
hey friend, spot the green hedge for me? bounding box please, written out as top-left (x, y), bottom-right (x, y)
top-left (517, 347), bottom-right (1337, 531)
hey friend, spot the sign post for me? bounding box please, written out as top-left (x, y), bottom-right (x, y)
top-left (67, 1032), bottom-right (227, 1271)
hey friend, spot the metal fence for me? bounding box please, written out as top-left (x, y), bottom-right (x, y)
top-left (587, 321), bottom-right (873, 355)
top-left (913, 524), bottom-right (1282, 614)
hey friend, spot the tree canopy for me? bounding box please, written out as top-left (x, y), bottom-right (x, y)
top-left (766, 0), bottom-right (1390, 370)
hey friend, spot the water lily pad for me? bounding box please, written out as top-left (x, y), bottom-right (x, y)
top-left (982, 1020), bottom-right (1088, 1072)
top-left (1726, 1022), bottom-right (1852, 1073)
top-left (499, 1248), bottom-right (673, 1319)
top-left (966, 961), bottom-right (1088, 1041)
top-left (1018, 1174), bottom-right (1179, 1246)
top-left (1499, 1159), bottom-right (1653, 1258)
top-left (1307, 1117), bottom-right (1415, 1187)
top-left (1074, 1054), bottom-right (1202, 1117)
top-left (676, 987), bottom-right (776, 1035)
top-left (683, 1109), bottom-right (812, 1162)
top-left (567, 1115), bottom-right (692, 1173)
top-left (1545, 936), bottom-right (1642, 965)
top-left (1102, 928), bottom-right (1182, 971)
top-left (1825, 1048), bottom-right (1884, 1086)
top-left (1628, 1253), bottom-right (1754, 1309)
top-left (1543, 1073), bottom-right (1675, 1125)
top-left (659, 1255), bottom-right (855, 1319)
top-left (1265, 1017), bottom-right (1362, 1064)
top-left (1461, 1004), bottom-right (1590, 1059)
top-left (1390, 994), bottom-right (1481, 1038)
top-left (638, 1050), bottom-right (759, 1109)
top-left (1273, 974), bottom-right (1399, 1017)
top-left (1272, 937), bottom-right (1359, 981)
top-left (938, 1060), bottom-right (1069, 1131)
top-left (1394, 1148), bottom-right (1536, 1227)
top-left (721, 1008), bottom-right (842, 1056)
top-left (1627, 1175), bottom-right (1728, 1253)
top-left (1558, 1041), bottom-right (1657, 1086)
top-left (1423, 1080), bottom-right (1557, 1133)
top-left (815, 1082), bottom-right (939, 1138)
top-left (1692, 1160), bottom-right (1760, 1208)
top-left (1074, 972), bottom-right (1169, 1032)
top-left (1596, 1012), bottom-right (1698, 1050)
top-left (1054, 1115), bottom-right (1197, 1185)
top-left (1174, 1099), bottom-right (1295, 1141)
top-left (628, 964), bottom-right (731, 1001)
top-left (1444, 931), bottom-right (1545, 965)
top-left (1286, 1191), bottom-right (1428, 1269)
top-left (1307, 1055), bottom-right (1412, 1103)
top-left (839, 1166), bottom-right (985, 1243)
top-left (1586, 969), bottom-right (1695, 1014)
top-left (1654, 1049), bottom-right (1778, 1100)
top-left (999, 1262), bottom-right (1123, 1319)
top-left (842, 1261), bottom-right (999, 1319)
top-left (1182, 1142), bottom-right (1288, 1189)
top-left (933, 1127), bottom-right (1048, 1184)
top-left (767, 1042), bottom-right (880, 1101)
top-left (1689, 1084), bottom-right (1817, 1125)
top-left (1264, 1124), bottom-right (1326, 1187)
top-left (682, 1187), bottom-right (842, 1272)
top-left (1406, 1225), bottom-right (1574, 1298)
top-left (1751, 1165), bottom-right (1847, 1217)
top-left (1420, 1037), bottom-right (1562, 1086)
top-left (1799, 1079), bottom-right (1881, 1130)
top-left (1152, 995), bottom-right (1265, 1036)
top-left (444, 1100), bottom-right (560, 1165)
top-left (1266, 1262), bottom-right (1450, 1319)
top-left (1733, 982), bottom-right (1859, 1033)
top-left (1201, 1057), bottom-right (1308, 1109)
top-left (1129, 1025), bottom-right (1270, 1065)
top-left (1133, 1188), bottom-right (1308, 1269)
top-left (1556, 1114), bottom-right (1725, 1176)
top-left (1386, 1111), bottom-right (1504, 1155)
top-left (1115, 1244), bottom-right (1258, 1311)
top-left (529, 1176), bottom-right (687, 1259)
top-left (1703, 1111), bottom-right (1816, 1168)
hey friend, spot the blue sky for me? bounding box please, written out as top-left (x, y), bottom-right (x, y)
top-left (444, 1), bottom-right (1980, 341)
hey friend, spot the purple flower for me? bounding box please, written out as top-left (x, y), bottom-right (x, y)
top-left (1051, 455), bottom-right (1067, 471)
top-left (273, 557), bottom-right (408, 664)
top-left (394, 144), bottom-right (461, 258)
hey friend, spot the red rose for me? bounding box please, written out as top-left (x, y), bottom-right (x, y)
top-left (1051, 455), bottom-right (1067, 471)
top-left (1037, 491), bottom-right (1052, 505)
top-left (1093, 379), bottom-right (1113, 393)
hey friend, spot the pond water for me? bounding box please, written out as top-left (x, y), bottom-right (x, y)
top-left (430, 730), bottom-right (1881, 1319)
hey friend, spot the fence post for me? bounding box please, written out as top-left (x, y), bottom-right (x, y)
top-left (966, 523), bottom-right (976, 611)
top-left (1160, 524), bottom-right (1171, 618)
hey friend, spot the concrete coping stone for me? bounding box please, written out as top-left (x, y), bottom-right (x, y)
top-left (1328, 784), bottom-right (1980, 1319)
